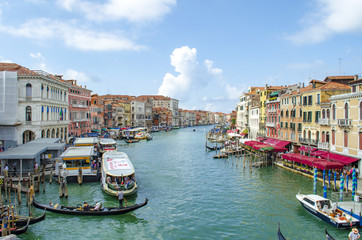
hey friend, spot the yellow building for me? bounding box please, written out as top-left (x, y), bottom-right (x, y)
top-left (299, 80), bottom-right (350, 149)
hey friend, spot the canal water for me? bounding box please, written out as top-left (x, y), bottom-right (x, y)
top-left (17, 126), bottom-right (351, 239)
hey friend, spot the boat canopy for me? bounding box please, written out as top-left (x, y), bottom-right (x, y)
top-left (73, 137), bottom-right (98, 146)
top-left (61, 146), bottom-right (94, 159)
top-left (99, 138), bottom-right (116, 145)
top-left (102, 152), bottom-right (135, 176)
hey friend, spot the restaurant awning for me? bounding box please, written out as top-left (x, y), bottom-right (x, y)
top-left (319, 152), bottom-right (359, 165)
top-left (310, 150), bottom-right (327, 157)
top-left (256, 137), bottom-right (266, 142)
top-left (281, 153), bottom-right (345, 170)
top-left (298, 146), bottom-right (317, 152)
top-left (263, 138), bottom-right (290, 148)
top-left (313, 160), bottom-right (344, 170)
top-left (244, 141), bottom-right (261, 147)
top-left (253, 144), bottom-right (273, 150)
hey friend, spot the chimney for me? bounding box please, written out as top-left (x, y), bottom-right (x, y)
top-left (303, 83), bottom-right (305, 88)
top-left (85, 85), bottom-right (87, 89)
top-left (265, 84), bottom-right (268, 88)
top-left (75, 80), bottom-right (77, 85)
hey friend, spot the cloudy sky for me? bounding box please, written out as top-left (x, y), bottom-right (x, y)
top-left (1, 0), bottom-right (362, 113)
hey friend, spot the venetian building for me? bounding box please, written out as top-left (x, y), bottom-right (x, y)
top-left (0, 63), bottom-right (70, 145)
top-left (330, 76), bottom-right (362, 171)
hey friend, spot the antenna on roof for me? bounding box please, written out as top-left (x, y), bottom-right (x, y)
top-left (338, 57), bottom-right (342, 75)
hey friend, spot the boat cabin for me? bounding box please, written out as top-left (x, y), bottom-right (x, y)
top-left (98, 138), bottom-right (117, 154)
top-left (61, 146), bottom-right (97, 182)
top-left (121, 127), bottom-right (148, 139)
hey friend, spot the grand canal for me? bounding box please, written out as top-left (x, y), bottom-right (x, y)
top-left (17, 126), bottom-right (351, 239)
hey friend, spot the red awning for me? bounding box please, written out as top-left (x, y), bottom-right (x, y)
top-left (298, 146), bottom-right (317, 152)
top-left (320, 152), bottom-right (359, 165)
top-left (313, 160), bottom-right (344, 170)
top-left (273, 146), bottom-right (288, 152)
top-left (274, 140), bottom-right (291, 148)
top-left (244, 141), bottom-right (261, 147)
top-left (310, 150), bottom-right (327, 157)
top-left (281, 153), bottom-right (294, 160)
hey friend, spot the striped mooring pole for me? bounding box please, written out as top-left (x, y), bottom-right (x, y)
top-left (339, 174), bottom-right (344, 201)
top-left (313, 168), bottom-right (317, 194)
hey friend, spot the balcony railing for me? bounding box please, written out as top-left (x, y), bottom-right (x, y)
top-left (338, 119), bottom-right (352, 127)
top-left (318, 142), bottom-right (329, 150)
top-left (318, 118), bottom-right (330, 125)
top-left (299, 137), bottom-right (318, 146)
top-left (266, 122), bottom-right (276, 127)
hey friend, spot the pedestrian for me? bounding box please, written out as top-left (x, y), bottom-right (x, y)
top-left (349, 228), bottom-right (360, 240)
top-left (117, 191), bottom-right (124, 208)
top-left (12, 161), bottom-right (17, 177)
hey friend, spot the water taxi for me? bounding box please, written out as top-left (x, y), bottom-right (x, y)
top-left (101, 151), bottom-right (137, 196)
top-left (73, 137), bottom-right (99, 153)
top-left (296, 193), bottom-right (359, 228)
top-left (121, 127), bottom-right (147, 139)
top-left (60, 146), bottom-right (98, 182)
top-left (98, 138), bottom-right (117, 155)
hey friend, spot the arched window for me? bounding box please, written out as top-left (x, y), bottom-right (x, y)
top-left (26, 83), bottom-right (32, 98)
top-left (327, 109), bottom-right (330, 119)
top-left (26, 106), bottom-right (31, 121)
top-left (332, 105), bottom-right (336, 120)
top-left (345, 103), bottom-right (349, 119)
top-left (322, 109), bottom-right (325, 119)
top-left (326, 131), bottom-right (330, 143)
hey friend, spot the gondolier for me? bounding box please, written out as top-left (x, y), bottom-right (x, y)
top-left (117, 191), bottom-right (124, 208)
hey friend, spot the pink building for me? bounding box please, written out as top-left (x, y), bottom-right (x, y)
top-left (66, 80), bottom-right (92, 137)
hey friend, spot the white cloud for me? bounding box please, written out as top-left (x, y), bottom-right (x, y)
top-left (285, 0), bottom-right (362, 44)
top-left (286, 60), bottom-right (324, 70)
top-left (63, 69), bottom-right (90, 84)
top-left (158, 46), bottom-right (222, 100)
top-left (30, 52), bottom-right (45, 60)
top-left (0, 56), bottom-right (12, 63)
top-left (225, 84), bottom-right (241, 100)
top-left (0, 18), bottom-right (144, 51)
top-left (56, 0), bottom-right (176, 23)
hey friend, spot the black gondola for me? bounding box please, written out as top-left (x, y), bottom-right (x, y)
top-left (32, 198), bottom-right (148, 216)
top-left (206, 145), bottom-right (222, 151)
top-left (0, 210), bottom-right (46, 227)
top-left (278, 223), bottom-right (286, 240)
top-left (0, 219), bottom-right (30, 235)
top-left (325, 228), bottom-right (336, 240)
top-left (125, 139), bottom-right (140, 143)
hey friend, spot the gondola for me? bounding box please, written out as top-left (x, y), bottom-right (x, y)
top-left (0, 210), bottom-right (46, 226)
top-left (0, 219), bottom-right (30, 235)
top-left (125, 139), bottom-right (140, 143)
top-left (277, 222), bottom-right (286, 240)
top-left (325, 228), bottom-right (336, 240)
top-left (206, 145), bottom-right (222, 151)
top-left (32, 197), bottom-right (148, 216)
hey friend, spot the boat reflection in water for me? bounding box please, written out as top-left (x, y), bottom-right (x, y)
top-left (101, 151), bottom-right (137, 196)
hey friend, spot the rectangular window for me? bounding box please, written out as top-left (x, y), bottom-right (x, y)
top-left (308, 111), bottom-right (312, 122)
top-left (317, 94), bottom-right (320, 104)
top-left (303, 112), bottom-right (307, 122)
top-left (315, 111), bottom-right (320, 123)
top-left (308, 96), bottom-right (313, 105)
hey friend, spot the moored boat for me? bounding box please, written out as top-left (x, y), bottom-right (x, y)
top-left (0, 210), bottom-right (46, 227)
top-left (125, 139), bottom-right (140, 143)
top-left (296, 193), bottom-right (360, 228)
top-left (98, 138), bottom-right (117, 155)
top-left (325, 228), bottom-right (336, 240)
top-left (32, 197), bottom-right (148, 216)
top-left (0, 219), bottom-right (30, 235)
top-left (101, 151), bottom-right (137, 196)
top-left (277, 222), bottom-right (286, 240)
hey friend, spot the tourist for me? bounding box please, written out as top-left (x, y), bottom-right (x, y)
top-left (348, 228), bottom-right (360, 240)
top-left (94, 202), bottom-right (101, 211)
top-left (83, 202), bottom-right (90, 211)
top-left (117, 191), bottom-right (124, 208)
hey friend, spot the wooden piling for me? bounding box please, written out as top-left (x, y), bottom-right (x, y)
top-left (49, 168), bottom-right (53, 184)
top-left (78, 167), bottom-right (83, 185)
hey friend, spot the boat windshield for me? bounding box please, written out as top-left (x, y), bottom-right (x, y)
top-left (319, 200), bottom-right (331, 209)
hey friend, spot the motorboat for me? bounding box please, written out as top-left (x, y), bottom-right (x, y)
top-left (101, 151), bottom-right (137, 196)
top-left (296, 193), bottom-right (359, 228)
top-left (98, 138), bottom-right (117, 155)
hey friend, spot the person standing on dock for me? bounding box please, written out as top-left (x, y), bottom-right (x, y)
top-left (349, 228), bottom-right (360, 240)
top-left (117, 191), bottom-right (124, 208)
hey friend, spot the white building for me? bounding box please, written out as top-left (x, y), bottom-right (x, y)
top-left (131, 100), bottom-right (145, 127)
top-left (0, 63), bottom-right (70, 146)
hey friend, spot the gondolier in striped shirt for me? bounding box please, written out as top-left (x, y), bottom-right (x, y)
top-left (117, 191), bottom-right (124, 208)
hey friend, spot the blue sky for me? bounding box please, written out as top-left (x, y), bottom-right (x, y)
top-left (1, 0), bottom-right (362, 113)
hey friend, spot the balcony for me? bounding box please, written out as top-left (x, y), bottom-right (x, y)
top-left (268, 109), bottom-right (277, 113)
top-left (338, 119), bottom-right (352, 127)
top-left (318, 142), bottom-right (330, 150)
top-left (318, 118), bottom-right (330, 125)
top-left (299, 137), bottom-right (318, 146)
top-left (266, 122), bottom-right (276, 128)
top-left (72, 104), bottom-right (87, 108)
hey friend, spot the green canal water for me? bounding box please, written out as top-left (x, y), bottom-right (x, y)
top-left (16, 126), bottom-right (351, 239)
